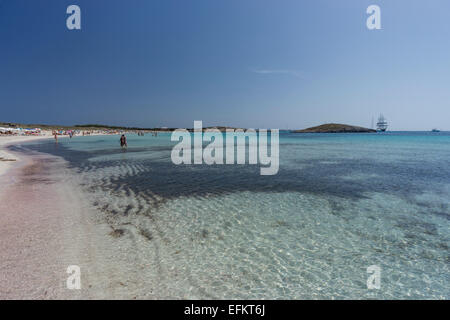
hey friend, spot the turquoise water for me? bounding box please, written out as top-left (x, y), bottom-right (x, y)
top-left (17, 132), bottom-right (450, 299)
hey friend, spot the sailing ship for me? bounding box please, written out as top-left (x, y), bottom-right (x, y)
top-left (376, 114), bottom-right (388, 132)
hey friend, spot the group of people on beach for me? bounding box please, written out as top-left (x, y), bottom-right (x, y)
top-left (52, 130), bottom-right (73, 141)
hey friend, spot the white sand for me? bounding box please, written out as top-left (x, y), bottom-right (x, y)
top-left (0, 135), bottom-right (52, 177)
top-left (0, 131), bottom-right (108, 177)
top-left (0, 133), bottom-right (139, 299)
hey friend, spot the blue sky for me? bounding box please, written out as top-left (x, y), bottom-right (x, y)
top-left (0, 0), bottom-right (449, 130)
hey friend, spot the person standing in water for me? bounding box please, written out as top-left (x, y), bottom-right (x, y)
top-left (120, 134), bottom-right (127, 148)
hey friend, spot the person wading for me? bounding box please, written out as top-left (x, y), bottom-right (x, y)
top-left (120, 134), bottom-right (127, 149)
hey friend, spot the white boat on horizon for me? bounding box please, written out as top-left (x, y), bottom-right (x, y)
top-left (376, 114), bottom-right (388, 132)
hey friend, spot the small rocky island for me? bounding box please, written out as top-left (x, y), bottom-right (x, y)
top-left (294, 123), bottom-right (376, 133)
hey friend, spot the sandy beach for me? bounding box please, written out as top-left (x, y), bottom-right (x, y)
top-left (0, 134), bottom-right (126, 299)
top-left (0, 135), bottom-right (52, 177)
top-left (0, 133), bottom-right (168, 299)
top-left (1, 132), bottom-right (177, 299)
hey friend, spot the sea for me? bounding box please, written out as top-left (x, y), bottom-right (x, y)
top-left (11, 131), bottom-right (450, 299)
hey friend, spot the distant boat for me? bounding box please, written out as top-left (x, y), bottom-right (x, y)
top-left (376, 114), bottom-right (388, 132)
top-left (431, 128), bottom-right (440, 132)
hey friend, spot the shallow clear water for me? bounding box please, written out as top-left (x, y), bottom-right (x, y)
top-left (15, 131), bottom-right (450, 299)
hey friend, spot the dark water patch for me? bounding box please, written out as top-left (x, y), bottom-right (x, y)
top-left (15, 140), bottom-right (450, 206)
top-left (100, 159), bottom-right (447, 207)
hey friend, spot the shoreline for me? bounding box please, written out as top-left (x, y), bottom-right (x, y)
top-left (0, 135), bottom-right (53, 177)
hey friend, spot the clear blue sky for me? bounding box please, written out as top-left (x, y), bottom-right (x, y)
top-left (1, 0), bottom-right (449, 130)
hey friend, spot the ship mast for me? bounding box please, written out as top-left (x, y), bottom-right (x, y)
top-left (376, 114), bottom-right (388, 132)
